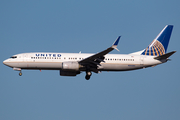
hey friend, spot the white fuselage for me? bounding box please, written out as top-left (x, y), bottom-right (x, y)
top-left (3, 52), bottom-right (164, 71)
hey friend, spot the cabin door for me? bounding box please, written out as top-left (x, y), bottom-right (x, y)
top-left (140, 56), bottom-right (144, 65)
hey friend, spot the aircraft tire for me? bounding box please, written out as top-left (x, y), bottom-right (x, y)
top-left (19, 72), bottom-right (22, 76)
top-left (85, 75), bottom-right (90, 80)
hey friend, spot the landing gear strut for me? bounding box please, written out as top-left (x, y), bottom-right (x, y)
top-left (85, 71), bottom-right (92, 80)
top-left (13, 68), bottom-right (22, 76)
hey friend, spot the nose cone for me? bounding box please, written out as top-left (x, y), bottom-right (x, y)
top-left (3, 59), bottom-right (11, 67)
top-left (3, 59), bottom-right (8, 65)
top-left (3, 60), bottom-right (7, 65)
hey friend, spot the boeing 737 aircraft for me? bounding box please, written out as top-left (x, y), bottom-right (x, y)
top-left (3, 25), bottom-right (176, 80)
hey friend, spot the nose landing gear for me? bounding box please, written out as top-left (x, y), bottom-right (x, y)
top-left (13, 68), bottom-right (22, 76)
top-left (19, 72), bottom-right (22, 76)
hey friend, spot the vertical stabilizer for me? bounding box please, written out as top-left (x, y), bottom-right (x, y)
top-left (141, 25), bottom-right (173, 56)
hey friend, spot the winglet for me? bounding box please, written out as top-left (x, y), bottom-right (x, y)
top-left (113, 36), bottom-right (120, 46)
top-left (112, 36), bottom-right (120, 51)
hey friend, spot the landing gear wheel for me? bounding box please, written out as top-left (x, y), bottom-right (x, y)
top-left (85, 71), bottom-right (92, 80)
top-left (19, 72), bottom-right (22, 76)
top-left (85, 75), bottom-right (90, 80)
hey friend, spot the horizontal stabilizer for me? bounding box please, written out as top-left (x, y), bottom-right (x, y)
top-left (154, 51), bottom-right (176, 60)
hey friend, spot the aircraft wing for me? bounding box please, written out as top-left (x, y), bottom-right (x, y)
top-left (79, 36), bottom-right (120, 69)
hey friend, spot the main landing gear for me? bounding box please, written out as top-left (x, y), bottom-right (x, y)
top-left (85, 71), bottom-right (92, 80)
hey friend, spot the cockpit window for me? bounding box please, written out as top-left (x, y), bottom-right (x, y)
top-left (10, 56), bottom-right (17, 59)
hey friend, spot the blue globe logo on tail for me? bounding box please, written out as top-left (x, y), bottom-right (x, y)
top-left (141, 25), bottom-right (173, 56)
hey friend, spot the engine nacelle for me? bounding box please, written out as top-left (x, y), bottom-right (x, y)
top-left (62, 61), bottom-right (80, 70)
top-left (60, 70), bottom-right (80, 76)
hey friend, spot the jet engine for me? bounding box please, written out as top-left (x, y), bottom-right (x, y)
top-left (62, 61), bottom-right (80, 70)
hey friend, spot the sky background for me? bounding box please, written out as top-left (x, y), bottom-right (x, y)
top-left (0, 0), bottom-right (180, 120)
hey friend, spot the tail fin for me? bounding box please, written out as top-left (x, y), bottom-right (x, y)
top-left (141, 25), bottom-right (173, 56)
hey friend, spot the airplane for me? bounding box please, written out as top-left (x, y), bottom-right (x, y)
top-left (3, 25), bottom-right (176, 80)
